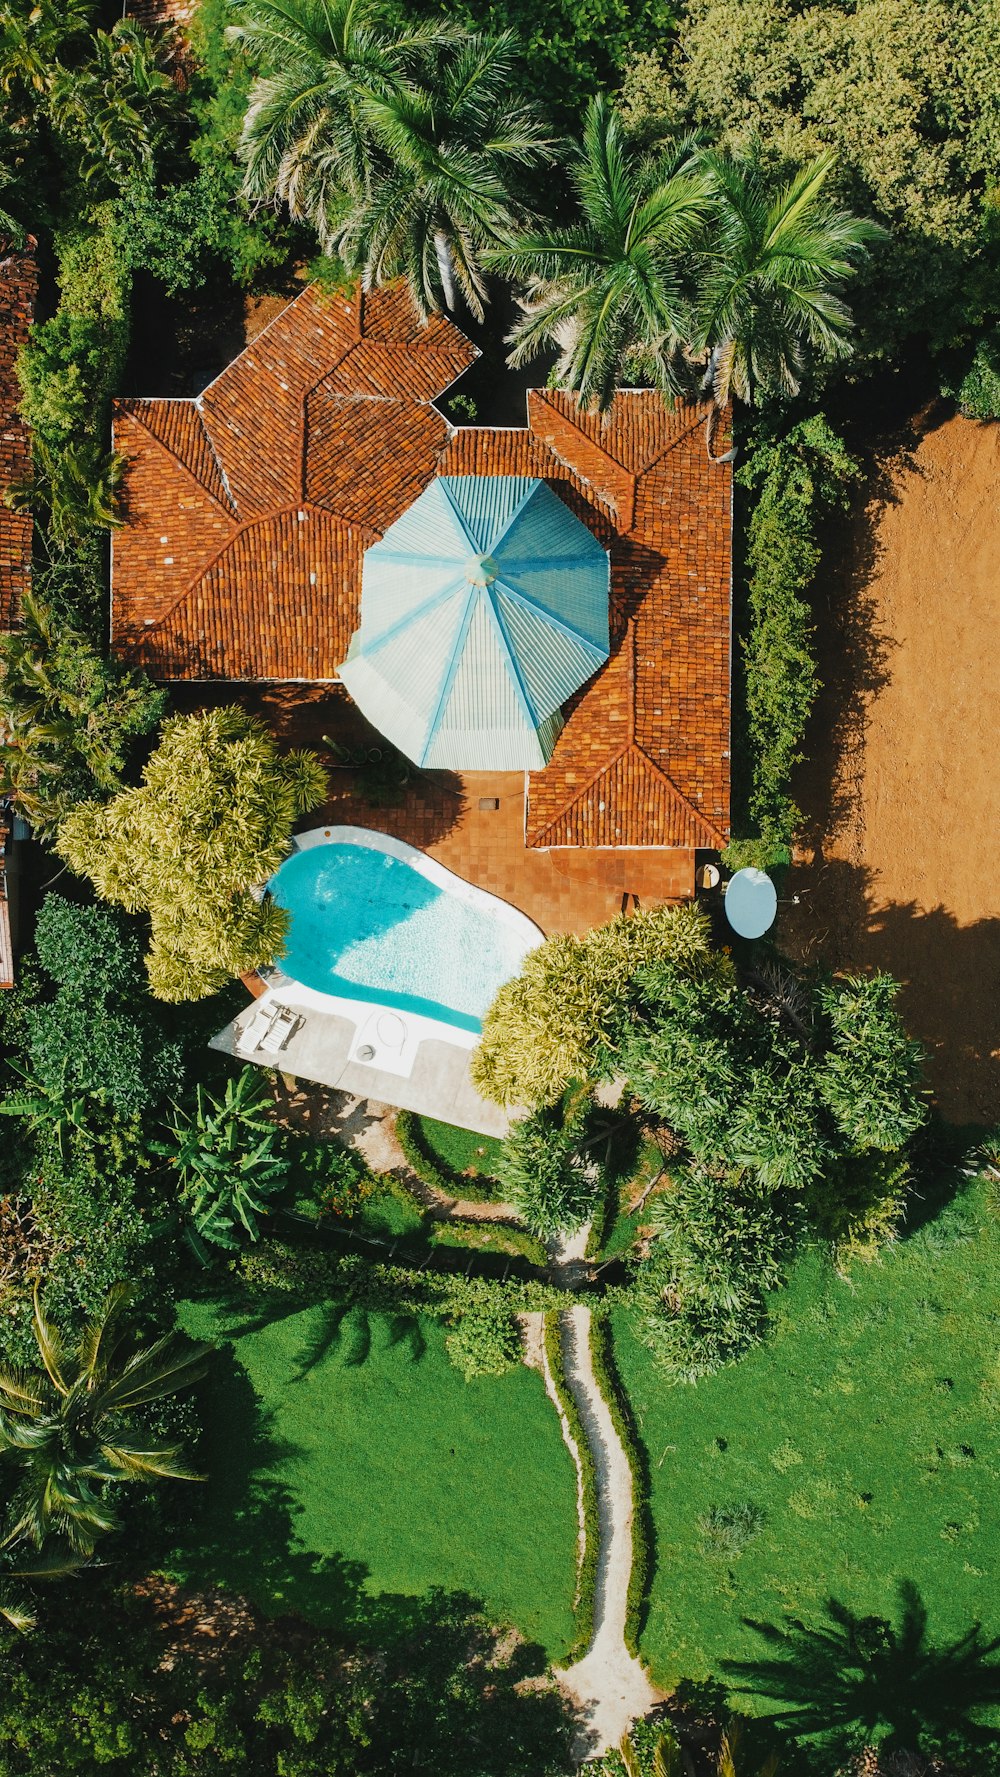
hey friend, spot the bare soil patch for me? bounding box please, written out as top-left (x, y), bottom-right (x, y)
top-left (782, 409), bottom-right (1000, 1124)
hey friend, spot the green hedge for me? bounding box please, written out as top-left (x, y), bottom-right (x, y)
top-left (237, 1241), bottom-right (572, 1319)
top-left (395, 1110), bottom-right (498, 1204)
top-left (543, 1311), bottom-right (598, 1660)
top-left (727, 415), bottom-right (861, 860)
top-left (589, 1316), bottom-right (653, 1657)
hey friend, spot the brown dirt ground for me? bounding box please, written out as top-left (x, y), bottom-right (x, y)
top-left (780, 409), bottom-right (1000, 1125)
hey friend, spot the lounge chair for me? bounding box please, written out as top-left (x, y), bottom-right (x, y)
top-left (258, 1004), bottom-right (301, 1054)
top-left (236, 1007), bottom-right (273, 1052)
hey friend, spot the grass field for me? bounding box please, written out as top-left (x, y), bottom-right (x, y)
top-left (613, 1178), bottom-right (1000, 1710)
top-left (415, 1115), bottom-right (505, 1184)
top-left (170, 1295), bottom-right (578, 1659)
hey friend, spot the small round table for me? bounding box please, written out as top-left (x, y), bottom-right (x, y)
top-left (723, 867), bottom-right (778, 939)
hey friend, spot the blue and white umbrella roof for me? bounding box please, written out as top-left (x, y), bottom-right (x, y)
top-left (338, 475), bottom-right (610, 771)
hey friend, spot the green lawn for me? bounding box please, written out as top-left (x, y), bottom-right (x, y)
top-left (613, 1179), bottom-right (1000, 1702)
top-left (170, 1295), bottom-right (578, 1659)
top-left (415, 1115), bottom-right (505, 1185)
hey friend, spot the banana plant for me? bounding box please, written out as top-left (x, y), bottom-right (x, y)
top-left (152, 1067), bottom-right (290, 1256)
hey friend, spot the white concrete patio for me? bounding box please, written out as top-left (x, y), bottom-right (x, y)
top-left (211, 974), bottom-right (514, 1138)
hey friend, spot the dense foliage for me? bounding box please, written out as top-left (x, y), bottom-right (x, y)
top-left (473, 901), bottom-right (716, 1109)
top-left (154, 1068), bottom-right (290, 1255)
top-left (0, 1584), bottom-right (573, 1775)
top-left (56, 707), bottom-right (326, 1000)
top-left (495, 1104), bottom-right (602, 1240)
top-left (729, 414), bottom-right (861, 858)
top-left (618, 0), bottom-right (1000, 357)
top-left (0, 593), bottom-right (165, 838)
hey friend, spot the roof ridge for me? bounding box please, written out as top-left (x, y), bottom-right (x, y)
top-left (528, 740), bottom-right (725, 848)
top-left (127, 502), bottom-right (373, 651)
top-left (120, 400), bottom-right (239, 520)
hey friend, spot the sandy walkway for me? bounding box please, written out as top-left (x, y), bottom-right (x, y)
top-left (784, 411), bottom-right (1000, 1123)
top-left (556, 1305), bottom-right (661, 1756)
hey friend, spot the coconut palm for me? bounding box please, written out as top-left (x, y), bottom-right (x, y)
top-left (0, 1544), bottom-right (83, 1634)
top-left (332, 32), bottom-right (555, 318)
top-left (693, 149), bottom-right (883, 411)
top-left (231, 0), bottom-right (460, 238)
top-left (493, 97), bottom-right (712, 411)
top-left (0, 1285), bottom-right (209, 1556)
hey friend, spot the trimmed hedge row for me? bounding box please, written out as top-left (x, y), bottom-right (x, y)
top-left (589, 1316), bottom-right (654, 1658)
top-left (543, 1310), bottom-right (599, 1661)
top-left (395, 1109), bottom-right (498, 1205)
top-left (432, 1217), bottom-right (549, 1267)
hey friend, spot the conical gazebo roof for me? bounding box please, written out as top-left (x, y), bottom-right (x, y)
top-left (338, 475), bottom-right (610, 771)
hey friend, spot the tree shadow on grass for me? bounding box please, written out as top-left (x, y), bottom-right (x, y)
top-left (160, 1342), bottom-right (580, 1774)
top-left (194, 1283), bottom-right (429, 1379)
top-left (722, 1582), bottom-right (1000, 1772)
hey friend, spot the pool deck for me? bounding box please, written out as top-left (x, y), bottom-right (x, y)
top-left (175, 685), bottom-right (698, 937)
top-left (211, 980), bottom-right (516, 1138)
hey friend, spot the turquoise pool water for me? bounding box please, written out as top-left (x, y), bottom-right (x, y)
top-left (270, 842), bottom-right (534, 1032)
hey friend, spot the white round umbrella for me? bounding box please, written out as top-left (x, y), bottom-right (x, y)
top-left (723, 866), bottom-right (778, 939)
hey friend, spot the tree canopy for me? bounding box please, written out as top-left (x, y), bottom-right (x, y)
top-left (55, 707), bottom-right (326, 1001)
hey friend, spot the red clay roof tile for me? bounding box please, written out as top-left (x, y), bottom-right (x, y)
top-left (111, 282), bottom-right (731, 851)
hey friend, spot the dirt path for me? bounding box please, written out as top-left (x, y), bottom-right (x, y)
top-left (556, 1305), bottom-right (661, 1757)
top-left (783, 410), bottom-right (1000, 1123)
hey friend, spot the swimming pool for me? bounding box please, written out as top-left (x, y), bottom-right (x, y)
top-left (269, 828), bottom-right (542, 1034)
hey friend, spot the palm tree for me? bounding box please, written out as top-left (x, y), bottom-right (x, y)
top-left (0, 1285), bottom-right (209, 1556)
top-left (231, 0), bottom-right (460, 239)
top-left (48, 19), bottom-right (178, 190)
top-left (0, 0), bottom-right (95, 104)
top-left (233, 0), bottom-right (552, 318)
top-left (492, 97), bottom-right (712, 411)
top-left (693, 149), bottom-right (883, 413)
top-left (0, 1545), bottom-right (83, 1634)
top-left (332, 32), bottom-right (555, 318)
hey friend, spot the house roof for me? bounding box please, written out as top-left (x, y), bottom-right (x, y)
top-left (0, 237), bottom-right (37, 630)
top-left (111, 282), bottom-right (731, 849)
top-left (340, 474), bottom-right (610, 771)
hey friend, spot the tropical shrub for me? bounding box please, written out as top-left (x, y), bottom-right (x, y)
top-left (727, 414), bottom-right (862, 854)
top-left (631, 1168), bottom-right (792, 1381)
top-left (954, 329), bottom-right (1000, 419)
top-left (14, 205), bottom-right (132, 551)
top-left (14, 895), bottom-right (182, 1127)
top-left (444, 1301), bottom-right (522, 1380)
top-left (817, 974), bottom-right (926, 1154)
top-left (0, 1582), bottom-right (573, 1774)
top-left (56, 707), bottom-right (326, 1001)
top-left (0, 595), bottom-right (165, 838)
top-left (495, 1107), bottom-right (601, 1240)
top-left (622, 965), bottom-right (827, 1193)
top-left (155, 1068), bottom-right (289, 1253)
top-left (805, 1149), bottom-right (912, 1269)
top-left (473, 902), bottom-right (714, 1108)
top-left (0, 1284), bottom-right (208, 1557)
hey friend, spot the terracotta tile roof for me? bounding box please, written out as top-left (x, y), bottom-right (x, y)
top-left (0, 238), bottom-right (36, 630)
top-left (112, 281), bottom-right (731, 849)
